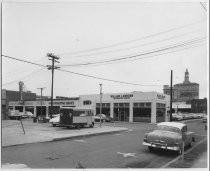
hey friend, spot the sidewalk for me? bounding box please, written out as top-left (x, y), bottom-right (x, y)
top-left (1, 119), bottom-right (128, 147)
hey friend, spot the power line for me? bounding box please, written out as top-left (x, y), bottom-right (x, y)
top-left (2, 55), bottom-right (46, 68)
top-left (57, 68), bottom-right (161, 86)
top-left (59, 19), bottom-right (205, 56)
top-left (1, 36), bottom-right (205, 87)
top-left (2, 54), bottom-right (162, 86)
top-left (200, 2), bottom-right (207, 11)
top-left (69, 41), bottom-right (204, 67)
top-left (57, 37), bottom-right (206, 67)
top-left (2, 68), bottom-right (45, 86)
top-left (61, 29), bottom-right (204, 59)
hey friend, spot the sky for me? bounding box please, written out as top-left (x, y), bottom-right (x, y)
top-left (2, 0), bottom-right (208, 99)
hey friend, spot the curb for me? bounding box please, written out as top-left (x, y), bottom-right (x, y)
top-left (160, 137), bottom-right (207, 168)
top-left (2, 128), bottom-right (128, 148)
top-left (52, 128), bottom-right (128, 141)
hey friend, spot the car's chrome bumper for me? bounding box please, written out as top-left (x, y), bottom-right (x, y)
top-left (142, 142), bottom-right (180, 151)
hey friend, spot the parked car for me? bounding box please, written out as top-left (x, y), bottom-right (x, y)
top-left (49, 114), bottom-right (60, 127)
top-left (172, 113), bottom-right (183, 121)
top-left (94, 114), bottom-right (112, 122)
top-left (143, 122), bottom-right (195, 155)
top-left (94, 114), bottom-right (106, 122)
top-left (202, 115), bottom-right (207, 123)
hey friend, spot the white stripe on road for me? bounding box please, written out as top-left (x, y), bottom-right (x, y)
top-left (160, 137), bottom-right (207, 168)
top-left (113, 133), bottom-right (121, 136)
top-left (117, 152), bottom-right (137, 158)
top-left (74, 139), bottom-right (86, 143)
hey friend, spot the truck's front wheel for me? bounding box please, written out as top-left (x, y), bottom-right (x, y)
top-left (90, 122), bottom-right (94, 128)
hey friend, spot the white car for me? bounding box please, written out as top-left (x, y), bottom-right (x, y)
top-left (49, 114), bottom-right (60, 127)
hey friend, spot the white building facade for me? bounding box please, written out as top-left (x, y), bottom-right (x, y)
top-left (8, 99), bottom-right (79, 117)
top-left (8, 91), bottom-right (170, 123)
top-left (79, 91), bottom-right (170, 123)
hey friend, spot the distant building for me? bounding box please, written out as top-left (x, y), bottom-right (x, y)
top-left (163, 69), bottom-right (199, 103)
top-left (1, 89), bottom-right (36, 120)
top-left (191, 98), bottom-right (207, 113)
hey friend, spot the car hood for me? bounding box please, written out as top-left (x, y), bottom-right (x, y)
top-left (147, 130), bottom-right (181, 144)
top-left (49, 116), bottom-right (60, 123)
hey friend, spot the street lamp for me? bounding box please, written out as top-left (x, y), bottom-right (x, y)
top-left (99, 83), bottom-right (102, 128)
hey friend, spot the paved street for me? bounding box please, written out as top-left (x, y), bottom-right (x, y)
top-left (2, 120), bottom-right (207, 168)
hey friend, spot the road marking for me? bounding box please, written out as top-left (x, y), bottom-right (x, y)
top-left (160, 137), bottom-right (207, 168)
top-left (117, 152), bottom-right (137, 158)
top-left (114, 133), bottom-right (121, 136)
top-left (74, 139), bottom-right (86, 143)
top-left (2, 163), bottom-right (29, 168)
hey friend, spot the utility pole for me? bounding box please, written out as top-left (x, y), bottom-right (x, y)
top-left (37, 87), bottom-right (46, 117)
top-left (170, 70), bottom-right (173, 122)
top-left (99, 83), bottom-right (102, 128)
top-left (47, 53), bottom-right (60, 118)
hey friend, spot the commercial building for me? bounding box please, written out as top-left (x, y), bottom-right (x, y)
top-left (8, 91), bottom-right (169, 123)
top-left (163, 69), bottom-right (199, 103)
top-left (1, 89), bottom-right (36, 120)
top-left (8, 98), bottom-right (79, 117)
top-left (191, 98), bottom-right (207, 113)
top-left (163, 69), bottom-right (200, 113)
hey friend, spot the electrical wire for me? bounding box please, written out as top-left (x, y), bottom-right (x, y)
top-left (61, 29), bottom-right (204, 59)
top-left (200, 2), bottom-right (207, 11)
top-left (57, 37), bottom-right (206, 67)
top-left (2, 54), bottom-right (161, 86)
top-left (69, 41), bottom-right (205, 67)
top-left (2, 68), bottom-right (46, 86)
top-left (57, 68), bottom-right (161, 86)
top-left (59, 19), bottom-right (205, 56)
top-left (2, 55), bottom-right (46, 68)
top-left (2, 36), bottom-right (206, 87)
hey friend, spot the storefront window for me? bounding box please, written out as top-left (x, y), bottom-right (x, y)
top-left (83, 100), bottom-right (91, 105)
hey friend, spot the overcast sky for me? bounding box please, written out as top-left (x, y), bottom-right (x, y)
top-left (2, 1), bottom-right (208, 99)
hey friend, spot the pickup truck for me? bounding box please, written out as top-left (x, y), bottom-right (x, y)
top-left (143, 122), bottom-right (195, 155)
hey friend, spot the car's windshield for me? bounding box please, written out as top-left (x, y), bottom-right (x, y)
top-left (155, 125), bottom-right (181, 133)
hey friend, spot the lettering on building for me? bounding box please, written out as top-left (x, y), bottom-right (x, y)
top-left (110, 94), bottom-right (133, 99)
top-left (49, 101), bottom-right (75, 105)
top-left (157, 94), bottom-right (165, 100)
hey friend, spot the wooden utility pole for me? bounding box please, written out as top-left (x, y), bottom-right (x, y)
top-left (47, 53), bottom-right (60, 118)
top-left (170, 70), bottom-right (173, 122)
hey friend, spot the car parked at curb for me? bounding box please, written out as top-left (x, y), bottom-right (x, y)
top-left (143, 122), bottom-right (195, 155)
top-left (202, 115), bottom-right (207, 123)
top-left (94, 114), bottom-right (113, 122)
top-left (49, 114), bottom-right (60, 127)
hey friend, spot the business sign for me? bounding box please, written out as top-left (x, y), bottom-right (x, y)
top-left (110, 94), bottom-right (133, 99)
top-left (157, 94), bottom-right (165, 100)
top-left (49, 101), bottom-right (75, 106)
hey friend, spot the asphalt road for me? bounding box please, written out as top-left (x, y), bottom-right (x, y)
top-left (2, 120), bottom-right (207, 168)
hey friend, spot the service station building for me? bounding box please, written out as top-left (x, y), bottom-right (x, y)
top-left (9, 91), bottom-right (170, 123)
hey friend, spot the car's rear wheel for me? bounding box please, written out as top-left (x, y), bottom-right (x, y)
top-left (52, 124), bottom-right (56, 127)
top-left (148, 146), bottom-right (154, 152)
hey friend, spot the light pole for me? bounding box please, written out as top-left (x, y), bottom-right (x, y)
top-left (37, 87), bottom-right (46, 118)
top-left (99, 83), bottom-right (102, 128)
top-left (170, 70), bottom-right (173, 122)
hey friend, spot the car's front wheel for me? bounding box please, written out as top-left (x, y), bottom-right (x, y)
top-left (52, 123), bottom-right (56, 127)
